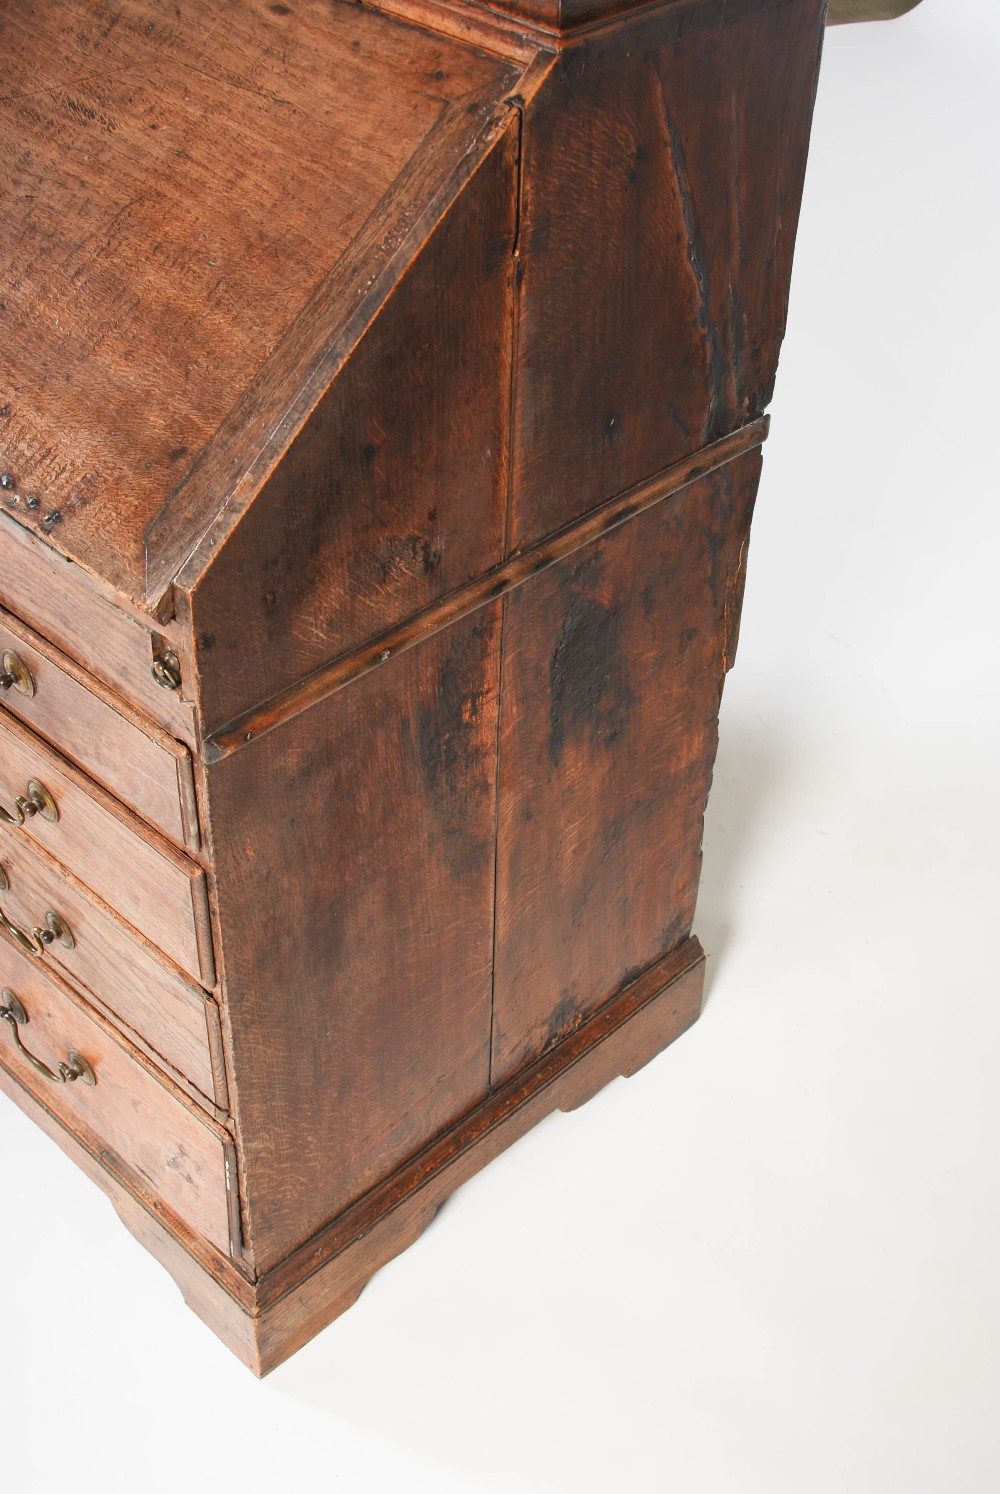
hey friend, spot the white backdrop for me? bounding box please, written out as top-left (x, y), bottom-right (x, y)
top-left (2, 4), bottom-right (997, 1490)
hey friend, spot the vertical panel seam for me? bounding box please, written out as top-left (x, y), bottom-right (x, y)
top-left (487, 102), bottom-right (525, 1092)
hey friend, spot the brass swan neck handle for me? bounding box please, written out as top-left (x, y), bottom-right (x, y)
top-left (0, 989), bottom-right (95, 1087)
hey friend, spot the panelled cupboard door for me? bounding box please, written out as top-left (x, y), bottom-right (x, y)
top-left (491, 451), bottom-right (762, 1083)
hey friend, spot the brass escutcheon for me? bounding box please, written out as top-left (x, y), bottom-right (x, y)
top-left (0, 650), bottom-right (35, 698)
top-left (0, 779), bottom-right (58, 828)
top-left (0, 988), bottom-right (96, 1087)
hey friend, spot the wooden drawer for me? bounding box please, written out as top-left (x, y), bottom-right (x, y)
top-left (0, 513), bottom-right (196, 746)
top-left (0, 709), bottom-right (214, 985)
top-left (0, 929), bottom-right (239, 1257)
top-left (0, 606), bottom-right (199, 850)
top-left (0, 833), bottom-right (226, 1114)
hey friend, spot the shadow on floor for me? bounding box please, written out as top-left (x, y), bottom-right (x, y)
top-left (694, 711), bottom-right (790, 1010)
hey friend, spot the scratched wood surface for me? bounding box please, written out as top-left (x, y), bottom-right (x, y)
top-left (0, 0), bottom-right (518, 608)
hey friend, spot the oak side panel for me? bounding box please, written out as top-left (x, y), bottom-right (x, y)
top-left (491, 451), bottom-right (761, 1083)
top-left (190, 120), bottom-right (519, 732)
top-left (510, 0), bottom-right (825, 548)
top-left (203, 610), bottom-right (502, 1272)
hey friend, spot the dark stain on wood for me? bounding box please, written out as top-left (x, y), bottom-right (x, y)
top-left (492, 449), bottom-right (763, 1083)
top-left (416, 614), bottom-right (499, 879)
top-left (548, 553), bottom-right (635, 770)
top-left (202, 608), bottom-right (502, 1271)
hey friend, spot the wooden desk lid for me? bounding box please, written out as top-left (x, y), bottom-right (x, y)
top-left (0, 0), bottom-right (522, 617)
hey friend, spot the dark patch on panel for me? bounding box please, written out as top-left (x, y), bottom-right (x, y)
top-left (548, 552), bottom-right (635, 770)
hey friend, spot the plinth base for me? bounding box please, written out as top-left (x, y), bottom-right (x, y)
top-left (0, 936), bottom-right (706, 1375)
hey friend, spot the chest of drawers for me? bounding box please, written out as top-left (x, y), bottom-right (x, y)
top-left (0, 0), bottom-right (833, 1373)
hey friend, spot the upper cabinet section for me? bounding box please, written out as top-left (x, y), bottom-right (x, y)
top-left (0, 0), bottom-right (522, 615)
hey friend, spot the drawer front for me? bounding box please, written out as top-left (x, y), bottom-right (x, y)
top-left (0, 512), bottom-right (196, 745)
top-left (0, 606), bottom-right (198, 850)
top-left (0, 930), bottom-right (237, 1256)
top-left (0, 709), bottom-right (214, 984)
top-left (0, 833), bottom-right (224, 1111)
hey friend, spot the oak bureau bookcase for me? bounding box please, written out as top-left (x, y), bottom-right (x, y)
top-left (0, 0), bottom-right (871, 1371)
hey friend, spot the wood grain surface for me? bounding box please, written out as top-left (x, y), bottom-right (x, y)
top-left (0, 832), bottom-right (221, 1109)
top-left (156, 74), bottom-right (522, 618)
top-left (0, 0), bottom-right (837, 1370)
top-left (202, 610), bottom-right (503, 1272)
top-left (0, 927), bottom-right (235, 1254)
top-left (510, 0), bottom-right (825, 549)
top-left (0, 607), bottom-right (197, 848)
top-left (203, 422), bottom-right (767, 758)
top-left (0, 512), bottom-right (197, 742)
top-left (492, 451), bottom-right (761, 1081)
top-left (0, 0), bottom-right (519, 609)
top-left (0, 709), bottom-right (213, 983)
top-left (190, 117), bottom-right (520, 732)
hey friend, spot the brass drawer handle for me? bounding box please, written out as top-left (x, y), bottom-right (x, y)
top-left (0, 989), bottom-right (96, 1087)
top-left (0, 651), bottom-right (35, 698)
top-left (151, 652), bottom-right (181, 691)
top-left (0, 903), bottom-right (74, 957)
top-left (0, 858), bottom-right (74, 955)
top-left (0, 779), bottom-right (58, 828)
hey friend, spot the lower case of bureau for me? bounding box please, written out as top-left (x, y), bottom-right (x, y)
top-left (0, 935), bottom-right (706, 1376)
